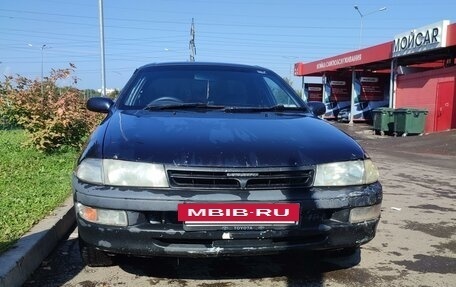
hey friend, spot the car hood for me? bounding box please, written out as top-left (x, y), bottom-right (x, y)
top-left (102, 110), bottom-right (365, 167)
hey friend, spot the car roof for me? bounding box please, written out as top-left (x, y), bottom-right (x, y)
top-left (136, 62), bottom-right (273, 73)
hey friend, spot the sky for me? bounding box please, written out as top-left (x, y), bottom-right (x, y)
top-left (0, 0), bottom-right (455, 90)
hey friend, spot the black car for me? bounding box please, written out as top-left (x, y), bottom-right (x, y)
top-left (73, 62), bottom-right (382, 266)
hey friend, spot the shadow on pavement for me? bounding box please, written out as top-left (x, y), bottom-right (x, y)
top-left (117, 249), bottom-right (361, 285)
top-left (24, 238), bottom-right (84, 287)
top-left (24, 228), bottom-right (361, 287)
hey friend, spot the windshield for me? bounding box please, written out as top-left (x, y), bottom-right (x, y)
top-left (117, 65), bottom-right (306, 111)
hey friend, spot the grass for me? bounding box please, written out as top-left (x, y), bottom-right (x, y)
top-left (0, 129), bottom-right (78, 254)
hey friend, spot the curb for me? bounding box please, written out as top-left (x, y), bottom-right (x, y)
top-left (0, 196), bottom-right (75, 287)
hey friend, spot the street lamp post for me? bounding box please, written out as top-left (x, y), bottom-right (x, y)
top-left (40, 44), bottom-right (46, 96)
top-left (354, 6), bottom-right (386, 49)
top-left (98, 0), bottom-right (107, 97)
top-left (28, 43), bottom-right (48, 96)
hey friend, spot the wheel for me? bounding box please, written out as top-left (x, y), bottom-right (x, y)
top-left (150, 97), bottom-right (183, 104)
top-left (380, 131), bottom-right (385, 136)
top-left (79, 238), bottom-right (114, 267)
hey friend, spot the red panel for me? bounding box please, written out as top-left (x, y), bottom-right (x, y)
top-left (294, 63), bottom-right (305, 76)
top-left (329, 75), bottom-right (352, 101)
top-left (305, 83), bottom-right (323, 101)
top-left (360, 73), bottom-right (389, 101)
top-left (446, 23), bottom-right (456, 47)
top-left (435, 82), bottom-right (455, 131)
top-left (395, 66), bottom-right (456, 133)
top-left (295, 42), bottom-right (393, 76)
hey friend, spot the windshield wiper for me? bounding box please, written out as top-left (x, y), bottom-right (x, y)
top-left (224, 105), bottom-right (308, 113)
top-left (144, 103), bottom-right (225, 111)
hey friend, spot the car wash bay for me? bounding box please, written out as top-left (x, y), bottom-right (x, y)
top-left (295, 20), bottom-right (456, 134)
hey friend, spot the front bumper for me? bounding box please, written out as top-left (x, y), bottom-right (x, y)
top-left (73, 177), bottom-right (382, 257)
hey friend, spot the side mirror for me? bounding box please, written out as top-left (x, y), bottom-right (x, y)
top-left (307, 101), bottom-right (326, 116)
top-left (87, 97), bottom-right (114, 113)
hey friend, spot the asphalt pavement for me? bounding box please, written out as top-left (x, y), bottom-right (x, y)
top-left (334, 121), bottom-right (456, 170)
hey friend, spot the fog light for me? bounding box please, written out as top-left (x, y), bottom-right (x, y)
top-left (76, 202), bottom-right (128, 226)
top-left (349, 204), bottom-right (381, 223)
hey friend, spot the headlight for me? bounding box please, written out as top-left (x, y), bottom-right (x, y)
top-left (104, 159), bottom-right (168, 187)
top-left (75, 158), bottom-right (103, 184)
top-left (75, 159), bottom-right (169, 187)
top-left (314, 159), bottom-right (379, 186)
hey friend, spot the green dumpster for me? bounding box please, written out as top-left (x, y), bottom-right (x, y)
top-left (372, 108), bottom-right (395, 135)
top-left (393, 108), bottom-right (428, 136)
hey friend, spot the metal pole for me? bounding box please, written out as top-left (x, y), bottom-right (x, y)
top-left (389, 59), bottom-right (397, 109)
top-left (349, 69), bottom-right (356, 125)
top-left (354, 6), bottom-right (363, 49)
top-left (359, 17), bottom-right (363, 49)
top-left (189, 18), bottom-right (196, 62)
top-left (354, 6), bottom-right (386, 49)
top-left (98, 0), bottom-right (107, 97)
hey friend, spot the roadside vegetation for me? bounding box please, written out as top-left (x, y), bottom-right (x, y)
top-left (0, 65), bottom-right (103, 254)
top-left (0, 130), bottom-right (77, 253)
top-left (0, 65), bottom-right (102, 153)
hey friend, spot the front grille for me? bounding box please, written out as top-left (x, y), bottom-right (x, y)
top-left (168, 170), bottom-right (241, 189)
top-left (167, 168), bottom-right (314, 190)
top-left (246, 170), bottom-right (313, 188)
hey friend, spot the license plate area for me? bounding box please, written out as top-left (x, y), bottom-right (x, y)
top-left (212, 239), bottom-right (273, 247)
top-left (178, 203), bottom-right (300, 230)
top-left (183, 223), bottom-right (297, 231)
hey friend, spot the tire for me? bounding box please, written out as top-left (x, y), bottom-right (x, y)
top-left (79, 238), bottom-right (114, 267)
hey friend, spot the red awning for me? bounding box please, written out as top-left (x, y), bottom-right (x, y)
top-left (294, 42), bottom-right (393, 77)
top-left (295, 23), bottom-right (456, 77)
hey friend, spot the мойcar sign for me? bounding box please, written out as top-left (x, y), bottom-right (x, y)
top-left (393, 20), bottom-right (449, 57)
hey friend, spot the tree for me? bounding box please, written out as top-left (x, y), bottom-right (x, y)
top-left (82, 89), bottom-right (101, 100)
top-left (283, 77), bottom-right (303, 98)
top-left (107, 89), bottom-right (120, 99)
top-left (283, 77), bottom-right (293, 87)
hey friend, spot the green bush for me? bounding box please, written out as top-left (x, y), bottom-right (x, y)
top-left (0, 75), bottom-right (20, 129)
top-left (0, 66), bottom-right (102, 153)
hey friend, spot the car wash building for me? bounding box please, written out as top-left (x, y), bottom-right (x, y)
top-left (294, 20), bottom-right (456, 134)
